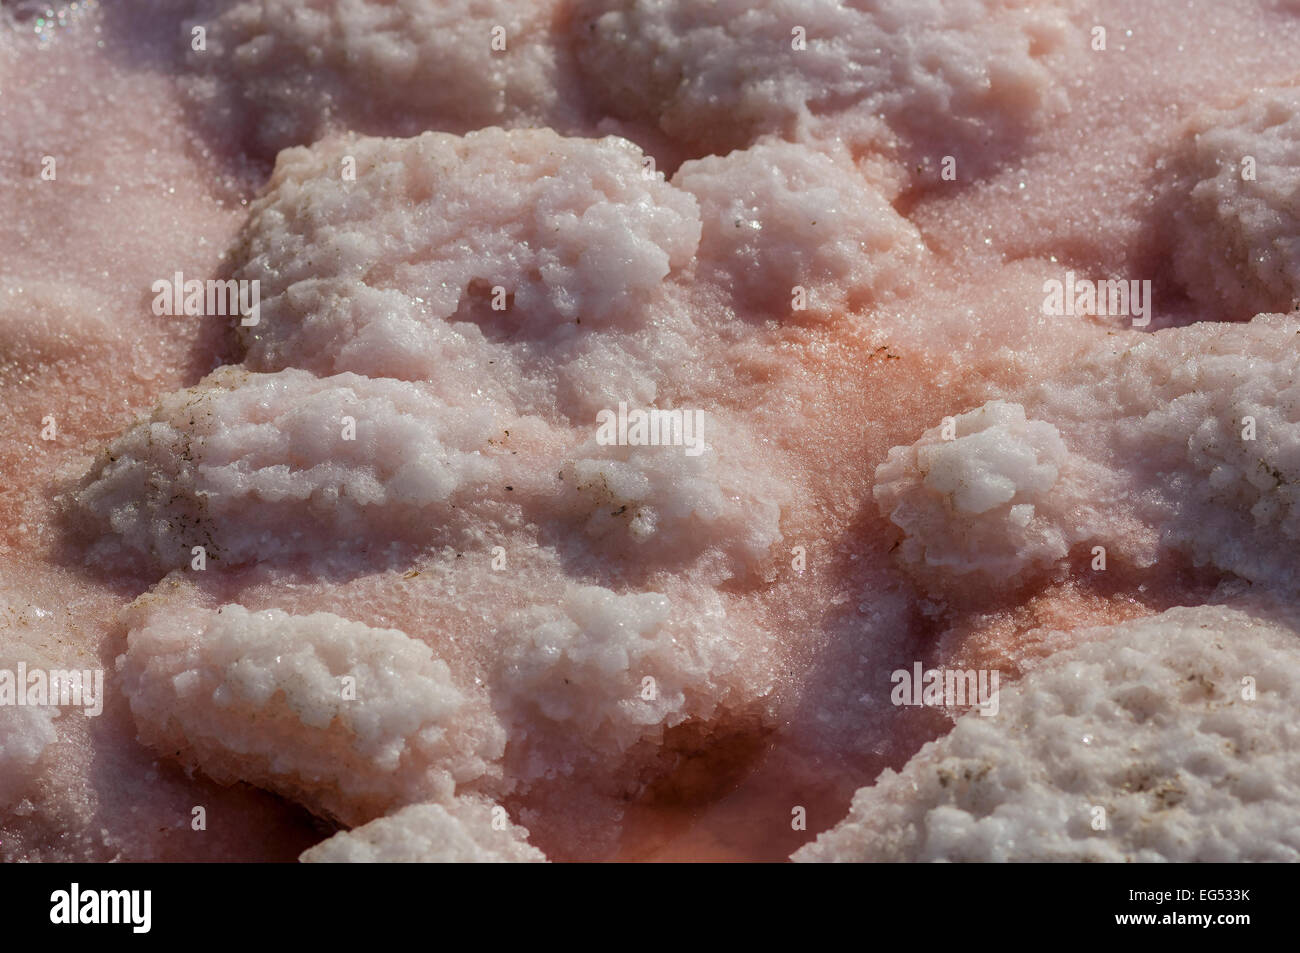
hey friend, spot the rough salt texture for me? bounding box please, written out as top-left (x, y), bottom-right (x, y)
top-left (882, 315), bottom-right (1300, 596)
top-left (185, 0), bottom-right (580, 157)
top-left (576, 0), bottom-right (1070, 172)
top-left (496, 584), bottom-right (742, 778)
top-left (112, 564), bottom-right (763, 844)
top-left (874, 400), bottom-right (1110, 590)
top-left (68, 366), bottom-right (500, 571)
top-left (117, 593), bottom-right (505, 826)
top-left (559, 425), bottom-right (787, 574)
top-left (796, 604), bottom-right (1300, 862)
top-left (301, 797), bottom-right (547, 863)
top-left (234, 128), bottom-right (700, 414)
top-left (0, 703), bottom-right (59, 808)
top-left (65, 360), bottom-right (785, 582)
top-left (672, 140), bottom-right (925, 318)
top-left (1027, 313), bottom-right (1300, 592)
top-left (14, 0), bottom-right (1300, 864)
top-left (1169, 83), bottom-right (1300, 321)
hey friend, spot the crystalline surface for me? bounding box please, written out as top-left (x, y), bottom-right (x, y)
top-left (796, 604), bottom-right (1300, 862)
top-left (7, 0), bottom-right (1300, 863)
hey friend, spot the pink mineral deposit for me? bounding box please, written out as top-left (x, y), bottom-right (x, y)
top-left (4, 0), bottom-right (1300, 866)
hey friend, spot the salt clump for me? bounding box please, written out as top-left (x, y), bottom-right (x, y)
top-left (874, 400), bottom-right (1106, 590)
top-left (234, 128), bottom-right (701, 408)
top-left (1028, 313), bottom-right (1300, 591)
top-left (796, 604), bottom-right (1300, 862)
top-left (577, 0), bottom-right (1069, 170)
top-left (300, 798), bottom-right (546, 863)
top-left (1169, 83), bottom-right (1300, 320)
top-left (185, 0), bottom-right (577, 156)
top-left (495, 583), bottom-right (743, 778)
top-left (672, 140), bottom-right (924, 317)
top-left (118, 595), bottom-right (505, 826)
top-left (68, 366), bottom-right (500, 571)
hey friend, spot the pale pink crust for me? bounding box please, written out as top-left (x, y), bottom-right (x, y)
top-left (673, 140), bottom-right (925, 318)
top-left (67, 366), bottom-right (503, 572)
top-left (184, 0), bottom-right (584, 157)
top-left (10, 0), bottom-right (1300, 864)
top-left (1169, 83), bottom-right (1300, 320)
top-left (118, 584), bottom-right (507, 827)
top-left (879, 315), bottom-right (1300, 600)
top-left (574, 0), bottom-right (1071, 175)
top-left (232, 128), bottom-right (701, 417)
top-left (796, 604), bottom-right (1300, 863)
top-left (1021, 313), bottom-right (1300, 592)
top-left (300, 798), bottom-right (547, 863)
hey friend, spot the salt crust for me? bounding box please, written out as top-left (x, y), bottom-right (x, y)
top-left (878, 315), bottom-right (1300, 594)
top-left (495, 584), bottom-right (741, 777)
top-left (1170, 83), bottom-right (1300, 319)
top-left (0, 703), bottom-right (59, 809)
top-left (70, 366), bottom-right (498, 571)
top-left (874, 400), bottom-right (1109, 588)
top-left (300, 798), bottom-right (546, 863)
top-left (235, 127), bottom-right (700, 406)
top-left (186, 0), bottom-right (576, 155)
top-left (673, 140), bottom-right (924, 317)
top-left (115, 570), bottom-right (747, 854)
top-left (117, 599), bottom-right (505, 826)
top-left (796, 604), bottom-right (1300, 862)
top-left (577, 0), bottom-right (1069, 164)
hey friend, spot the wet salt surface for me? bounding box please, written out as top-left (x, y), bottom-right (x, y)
top-left (4, 0), bottom-right (1300, 862)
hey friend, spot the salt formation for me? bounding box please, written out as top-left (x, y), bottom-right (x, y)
top-left (1169, 83), bottom-right (1300, 320)
top-left (68, 366), bottom-right (501, 571)
top-left (234, 128), bottom-right (701, 412)
top-left (1029, 313), bottom-right (1300, 592)
top-left (495, 584), bottom-right (743, 776)
top-left (0, 702), bottom-right (59, 809)
top-left (301, 798), bottom-right (546, 863)
top-left (17, 0), bottom-right (1300, 865)
top-left (577, 0), bottom-right (1070, 169)
top-left (796, 605), bottom-right (1300, 862)
top-left (879, 315), bottom-right (1300, 596)
top-left (117, 595), bottom-right (505, 826)
top-left (559, 420), bottom-right (787, 575)
top-left (873, 401), bottom-right (1108, 590)
top-left (672, 141), bottom-right (924, 318)
top-left (184, 0), bottom-right (578, 156)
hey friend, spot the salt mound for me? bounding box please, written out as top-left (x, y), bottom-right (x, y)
top-left (673, 140), bottom-right (924, 318)
top-left (558, 418), bottom-right (788, 576)
top-left (577, 0), bottom-right (1069, 171)
top-left (796, 604), bottom-right (1300, 862)
top-left (881, 316), bottom-right (1300, 596)
top-left (874, 400), bottom-right (1109, 590)
top-left (118, 593), bottom-right (505, 826)
top-left (495, 583), bottom-right (744, 779)
top-left (234, 128), bottom-right (700, 405)
top-left (1030, 313), bottom-right (1300, 592)
top-left (1170, 83), bottom-right (1300, 320)
top-left (300, 798), bottom-right (546, 863)
top-left (185, 0), bottom-right (578, 156)
top-left (68, 366), bottom-right (500, 572)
